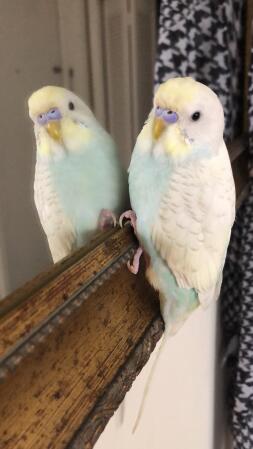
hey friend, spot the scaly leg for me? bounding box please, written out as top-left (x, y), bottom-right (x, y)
top-left (127, 246), bottom-right (143, 274)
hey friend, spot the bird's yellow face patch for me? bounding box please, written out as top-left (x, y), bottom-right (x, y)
top-left (37, 135), bottom-right (51, 156)
top-left (164, 124), bottom-right (191, 156)
top-left (61, 117), bottom-right (91, 151)
top-left (36, 118), bottom-right (91, 157)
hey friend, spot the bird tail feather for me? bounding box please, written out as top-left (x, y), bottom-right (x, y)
top-left (132, 332), bottom-right (168, 433)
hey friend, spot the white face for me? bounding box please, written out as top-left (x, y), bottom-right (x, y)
top-left (153, 80), bottom-right (225, 155)
top-left (175, 93), bottom-right (224, 151)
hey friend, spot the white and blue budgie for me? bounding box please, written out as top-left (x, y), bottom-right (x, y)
top-left (121, 77), bottom-right (235, 429)
top-left (28, 86), bottom-right (126, 263)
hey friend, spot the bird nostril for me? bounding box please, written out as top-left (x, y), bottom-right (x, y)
top-left (37, 113), bottom-right (47, 125)
top-left (47, 108), bottom-right (62, 120)
top-left (155, 106), bottom-right (163, 117)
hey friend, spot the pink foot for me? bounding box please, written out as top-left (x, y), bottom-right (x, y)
top-left (98, 209), bottom-right (117, 230)
top-left (119, 210), bottom-right (137, 234)
top-left (120, 210), bottom-right (143, 274)
top-left (127, 247), bottom-right (143, 274)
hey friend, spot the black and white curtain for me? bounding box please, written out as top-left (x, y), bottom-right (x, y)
top-left (154, 0), bottom-right (244, 139)
top-left (221, 44), bottom-right (253, 448)
top-left (154, 1), bottom-right (253, 448)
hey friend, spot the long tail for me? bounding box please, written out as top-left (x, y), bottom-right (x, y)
top-left (132, 280), bottom-right (195, 433)
top-left (132, 333), bottom-right (168, 433)
top-left (132, 309), bottom-right (189, 433)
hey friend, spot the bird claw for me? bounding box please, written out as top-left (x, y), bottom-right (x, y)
top-left (120, 210), bottom-right (142, 274)
top-left (98, 209), bottom-right (117, 230)
top-left (127, 261), bottom-right (138, 275)
top-left (127, 247), bottom-right (143, 275)
top-left (119, 210), bottom-right (137, 233)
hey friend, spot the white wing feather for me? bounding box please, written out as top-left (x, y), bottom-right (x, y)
top-left (151, 142), bottom-right (235, 301)
top-left (34, 161), bottom-right (76, 263)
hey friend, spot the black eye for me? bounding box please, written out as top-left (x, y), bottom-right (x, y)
top-left (68, 101), bottom-right (75, 110)
top-left (191, 111), bottom-right (201, 121)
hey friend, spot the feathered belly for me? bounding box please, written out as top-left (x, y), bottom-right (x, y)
top-left (34, 162), bottom-right (75, 240)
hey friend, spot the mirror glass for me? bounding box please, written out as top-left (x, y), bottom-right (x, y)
top-left (0, 0), bottom-right (155, 300)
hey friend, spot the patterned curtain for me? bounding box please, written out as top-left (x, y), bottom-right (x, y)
top-left (154, 0), bottom-right (244, 139)
top-left (221, 43), bottom-right (253, 448)
top-left (154, 1), bottom-right (253, 448)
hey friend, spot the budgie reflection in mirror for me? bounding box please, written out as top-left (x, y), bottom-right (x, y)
top-left (28, 86), bottom-right (127, 263)
top-left (120, 77), bottom-right (235, 429)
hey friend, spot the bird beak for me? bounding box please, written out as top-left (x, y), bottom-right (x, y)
top-left (153, 118), bottom-right (166, 140)
top-left (45, 121), bottom-right (62, 142)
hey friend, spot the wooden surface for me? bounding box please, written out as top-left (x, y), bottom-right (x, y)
top-left (0, 227), bottom-right (135, 357)
top-left (0, 142), bottom-right (249, 449)
top-left (0, 227), bottom-right (162, 449)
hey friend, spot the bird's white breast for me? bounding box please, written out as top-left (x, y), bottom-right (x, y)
top-left (151, 142), bottom-right (235, 293)
top-left (34, 160), bottom-right (76, 262)
top-left (34, 161), bottom-right (63, 233)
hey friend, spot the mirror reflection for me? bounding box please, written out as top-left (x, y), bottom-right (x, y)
top-left (29, 85), bottom-right (127, 263)
top-left (0, 0), bottom-right (155, 297)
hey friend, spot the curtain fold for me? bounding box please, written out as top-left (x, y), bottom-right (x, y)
top-left (221, 43), bottom-right (253, 448)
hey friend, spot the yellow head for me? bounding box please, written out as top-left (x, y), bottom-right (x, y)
top-left (28, 86), bottom-right (94, 155)
top-left (151, 77), bottom-right (224, 157)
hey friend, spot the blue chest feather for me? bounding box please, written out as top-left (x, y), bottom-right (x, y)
top-left (49, 135), bottom-right (124, 245)
top-left (129, 150), bottom-right (170, 249)
top-left (129, 148), bottom-right (198, 320)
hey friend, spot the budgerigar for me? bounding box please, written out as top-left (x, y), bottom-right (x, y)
top-left (28, 86), bottom-right (127, 263)
top-left (120, 77), bottom-right (235, 429)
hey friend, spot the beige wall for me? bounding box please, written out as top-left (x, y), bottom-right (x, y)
top-left (0, 0), bottom-right (63, 294)
top-left (0, 0), bottom-right (155, 295)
